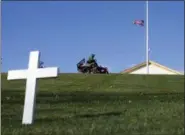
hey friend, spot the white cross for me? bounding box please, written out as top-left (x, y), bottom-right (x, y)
top-left (7, 51), bottom-right (59, 125)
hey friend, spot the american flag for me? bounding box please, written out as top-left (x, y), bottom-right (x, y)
top-left (133, 20), bottom-right (144, 26)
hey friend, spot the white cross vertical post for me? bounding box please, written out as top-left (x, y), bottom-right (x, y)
top-left (146, 1), bottom-right (149, 74)
top-left (7, 51), bottom-right (59, 124)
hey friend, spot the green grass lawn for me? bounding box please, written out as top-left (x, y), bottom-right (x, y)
top-left (2, 73), bottom-right (184, 135)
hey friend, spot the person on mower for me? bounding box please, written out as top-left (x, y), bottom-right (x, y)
top-left (86, 54), bottom-right (98, 67)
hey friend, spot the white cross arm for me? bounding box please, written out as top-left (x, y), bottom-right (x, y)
top-left (36, 67), bottom-right (59, 78)
top-left (7, 69), bottom-right (27, 80)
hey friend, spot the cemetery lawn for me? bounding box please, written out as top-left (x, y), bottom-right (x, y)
top-left (2, 73), bottom-right (184, 135)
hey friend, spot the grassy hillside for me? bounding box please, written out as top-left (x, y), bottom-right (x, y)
top-left (2, 73), bottom-right (184, 135)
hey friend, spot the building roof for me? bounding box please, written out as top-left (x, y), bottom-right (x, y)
top-left (121, 60), bottom-right (183, 75)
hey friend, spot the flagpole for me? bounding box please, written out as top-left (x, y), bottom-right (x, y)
top-left (146, 1), bottom-right (149, 74)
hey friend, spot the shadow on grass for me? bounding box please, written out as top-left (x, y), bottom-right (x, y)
top-left (74, 111), bottom-right (123, 118)
top-left (2, 89), bottom-right (184, 95)
top-left (2, 90), bottom-right (184, 104)
top-left (36, 111), bottom-right (123, 123)
top-left (2, 111), bottom-right (123, 127)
